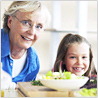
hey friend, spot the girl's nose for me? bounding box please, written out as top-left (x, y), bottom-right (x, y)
top-left (77, 57), bottom-right (83, 65)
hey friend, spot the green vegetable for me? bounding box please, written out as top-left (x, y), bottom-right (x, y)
top-left (63, 72), bottom-right (72, 79)
top-left (31, 80), bottom-right (43, 86)
top-left (42, 71), bottom-right (84, 80)
top-left (46, 71), bottom-right (53, 76)
top-left (79, 88), bottom-right (97, 96)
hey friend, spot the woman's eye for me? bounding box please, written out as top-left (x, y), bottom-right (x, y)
top-left (21, 20), bottom-right (29, 25)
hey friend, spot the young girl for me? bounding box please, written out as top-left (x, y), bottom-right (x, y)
top-left (53, 33), bottom-right (97, 77)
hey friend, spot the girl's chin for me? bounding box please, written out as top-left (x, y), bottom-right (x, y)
top-left (73, 72), bottom-right (84, 76)
top-left (72, 69), bottom-right (85, 76)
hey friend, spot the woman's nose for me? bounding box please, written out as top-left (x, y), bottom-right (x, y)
top-left (27, 27), bottom-right (36, 35)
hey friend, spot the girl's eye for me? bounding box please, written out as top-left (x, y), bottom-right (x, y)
top-left (69, 56), bottom-right (76, 59)
top-left (82, 56), bottom-right (88, 59)
top-left (35, 24), bottom-right (43, 30)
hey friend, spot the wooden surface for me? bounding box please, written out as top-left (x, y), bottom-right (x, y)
top-left (0, 90), bottom-right (23, 97)
top-left (18, 82), bottom-right (70, 97)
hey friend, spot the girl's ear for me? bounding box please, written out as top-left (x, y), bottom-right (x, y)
top-left (7, 16), bottom-right (13, 29)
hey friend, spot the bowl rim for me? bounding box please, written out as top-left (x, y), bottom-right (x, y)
top-left (39, 76), bottom-right (89, 81)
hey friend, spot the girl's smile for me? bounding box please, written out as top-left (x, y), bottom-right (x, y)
top-left (72, 67), bottom-right (84, 72)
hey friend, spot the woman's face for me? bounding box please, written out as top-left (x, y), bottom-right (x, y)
top-left (8, 11), bottom-right (45, 50)
top-left (64, 42), bottom-right (90, 76)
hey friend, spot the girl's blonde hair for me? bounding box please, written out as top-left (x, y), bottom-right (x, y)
top-left (54, 33), bottom-right (97, 77)
top-left (3, 1), bottom-right (51, 32)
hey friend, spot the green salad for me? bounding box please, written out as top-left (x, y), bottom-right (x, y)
top-left (31, 80), bottom-right (43, 86)
top-left (78, 88), bottom-right (97, 97)
top-left (42, 71), bottom-right (84, 80)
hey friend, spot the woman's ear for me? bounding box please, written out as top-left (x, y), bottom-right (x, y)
top-left (7, 16), bottom-right (13, 29)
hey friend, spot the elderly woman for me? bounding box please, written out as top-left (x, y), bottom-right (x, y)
top-left (1, 1), bottom-right (51, 86)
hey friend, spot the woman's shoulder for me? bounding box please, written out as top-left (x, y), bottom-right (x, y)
top-left (1, 29), bottom-right (8, 33)
top-left (1, 29), bottom-right (9, 38)
top-left (28, 47), bottom-right (37, 53)
top-left (27, 47), bottom-right (39, 58)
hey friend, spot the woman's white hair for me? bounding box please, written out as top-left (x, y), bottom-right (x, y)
top-left (3, 1), bottom-right (51, 32)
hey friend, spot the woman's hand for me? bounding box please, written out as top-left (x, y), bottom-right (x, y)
top-left (1, 69), bottom-right (16, 90)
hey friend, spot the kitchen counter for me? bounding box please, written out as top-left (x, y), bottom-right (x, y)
top-left (0, 89), bottom-right (24, 97)
top-left (18, 82), bottom-right (70, 97)
top-left (1, 81), bottom-right (97, 97)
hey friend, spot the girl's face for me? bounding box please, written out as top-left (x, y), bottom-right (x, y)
top-left (64, 42), bottom-right (90, 76)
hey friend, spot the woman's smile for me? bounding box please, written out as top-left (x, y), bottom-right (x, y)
top-left (21, 35), bottom-right (33, 41)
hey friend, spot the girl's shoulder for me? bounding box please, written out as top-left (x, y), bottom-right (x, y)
top-left (80, 74), bottom-right (97, 89)
top-left (91, 74), bottom-right (97, 78)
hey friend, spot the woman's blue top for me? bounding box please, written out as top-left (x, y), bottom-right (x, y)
top-left (1, 29), bottom-right (40, 83)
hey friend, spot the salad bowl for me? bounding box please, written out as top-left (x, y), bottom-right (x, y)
top-left (39, 71), bottom-right (89, 91)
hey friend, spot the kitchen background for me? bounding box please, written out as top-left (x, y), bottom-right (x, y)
top-left (1, 1), bottom-right (97, 75)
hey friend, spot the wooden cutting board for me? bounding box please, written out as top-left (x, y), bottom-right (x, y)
top-left (18, 82), bottom-right (69, 97)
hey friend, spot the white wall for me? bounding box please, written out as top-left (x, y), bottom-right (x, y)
top-left (1, 1), bottom-right (97, 74)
